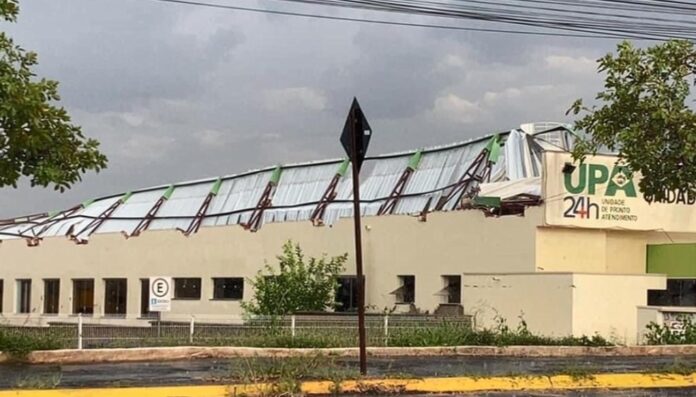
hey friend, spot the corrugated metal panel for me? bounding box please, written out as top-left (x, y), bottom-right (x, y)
top-left (97, 189), bottom-right (169, 235)
top-left (0, 126), bottom-right (569, 241)
top-left (148, 182), bottom-right (215, 231)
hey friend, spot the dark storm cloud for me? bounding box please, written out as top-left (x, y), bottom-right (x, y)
top-left (0, 0), bottom-right (621, 217)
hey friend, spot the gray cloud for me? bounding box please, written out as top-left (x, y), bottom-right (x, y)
top-left (0, 0), bottom-right (622, 217)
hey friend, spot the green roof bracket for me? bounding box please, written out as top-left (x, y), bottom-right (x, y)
top-left (337, 159), bottom-right (350, 177)
top-left (162, 185), bottom-right (175, 200)
top-left (473, 196), bottom-right (501, 208)
top-left (486, 134), bottom-right (502, 164)
top-left (210, 178), bottom-right (223, 196)
top-left (270, 166), bottom-right (283, 185)
top-left (120, 191), bottom-right (133, 204)
top-left (407, 149), bottom-right (423, 171)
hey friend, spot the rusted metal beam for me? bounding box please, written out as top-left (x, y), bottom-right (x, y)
top-left (70, 193), bottom-right (133, 242)
top-left (377, 150), bottom-right (422, 216)
top-left (128, 185), bottom-right (175, 238)
top-left (310, 159), bottom-right (349, 226)
top-left (243, 167), bottom-right (282, 232)
top-left (182, 179), bottom-right (221, 237)
top-left (434, 135), bottom-right (501, 211)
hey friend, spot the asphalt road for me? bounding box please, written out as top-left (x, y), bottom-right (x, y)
top-left (1, 355), bottom-right (696, 389)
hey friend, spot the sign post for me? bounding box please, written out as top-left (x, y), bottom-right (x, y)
top-left (340, 98), bottom-right (371, 375)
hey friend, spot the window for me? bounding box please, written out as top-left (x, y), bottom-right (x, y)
top-left (104, 279), bottom-right (127, 316)
top-left (392, 275), bottom-right (415, 304)
top-left (16, 279), bottom-right (31, 314)
top-left (43, 279), bottom-right (60, 314)
top-left (0, 280), bottom-right (4, 313)
top-left (212, 278), bottom-right (244, 300)
top-left (649, 279), bottom-right (696, 306)
top-left (442, 275), bottom-right (461, 304)
top-left (335, 276), bottom-right (359, 312)
top-left (174, 278), bottom-right (201, 299)
top-left (140, 279), bottom-right (156, 318)
top-left (73, 279), bottom-right (94, 314)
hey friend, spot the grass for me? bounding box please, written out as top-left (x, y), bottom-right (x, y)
top-left (0, 329), bottom-right (63, 359)
top-left (13, 373), bottom-right (62, 389)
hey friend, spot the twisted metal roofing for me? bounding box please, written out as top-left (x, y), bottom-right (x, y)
top-left (0, 123), bottom-right (574, 243)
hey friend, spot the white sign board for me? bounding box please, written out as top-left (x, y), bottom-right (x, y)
top-left (149, 277), bottom-right (172, 312)
top-left (543, 152), bottom-right (696, 233)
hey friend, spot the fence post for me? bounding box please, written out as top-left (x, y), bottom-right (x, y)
top-left (384, 314), bottom-right (389, 347)
top-left (77, 313), bottom-right (83, 350)
top-left (189, 316), bottom-right (195, 344)
top-left (291, 315), bottom-right (296, 339)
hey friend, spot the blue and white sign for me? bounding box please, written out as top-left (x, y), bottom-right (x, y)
top-left (149, 277), bottom-right (172, 312)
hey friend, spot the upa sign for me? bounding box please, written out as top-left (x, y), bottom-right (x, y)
top-left (543, 152), bottom-right (696, 233)
top-left (149, 277), bottom-right (172, 312)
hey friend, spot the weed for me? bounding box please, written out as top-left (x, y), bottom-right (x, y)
top-left (14, 373), bottom-right (62, 389)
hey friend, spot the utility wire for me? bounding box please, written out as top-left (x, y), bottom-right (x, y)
top-left (145, 0), bottom-right (686, 40)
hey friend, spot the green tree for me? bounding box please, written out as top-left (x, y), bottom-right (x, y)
top-left (242, 241), bottom-right (347, 316)
top-left (0, 0), bottom-right (106, 191)
top-left (569, 40), bottom-right (696, 201)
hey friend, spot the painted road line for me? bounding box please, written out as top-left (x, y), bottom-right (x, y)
top-left (2, 373), bottom-right (696, 396)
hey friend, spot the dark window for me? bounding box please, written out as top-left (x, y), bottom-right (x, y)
top-left (213, 278), bottom-right (244, 300)
top-left (394, 275), bottom-right (415, 304)
top-left (174, 278), bottom-right (201, 299)
top-left (140, 279), bottom-right (157, 318)
top-left (443, 275), bottom-right (461, 304)
top-left (0, 280), bottom-right (4, 313)
top-left (649, 279), bottom-right (696, 306)
top-left (17, 279), bottom-right (31, 314)
top-left (43, 279), bottom-right (60, 314)
top-left (104, 279), bottom-right (127, 316)
top-left (73, 279), bottom-right (94, 314)
top-left (335, 276), bottom-right (358, 312)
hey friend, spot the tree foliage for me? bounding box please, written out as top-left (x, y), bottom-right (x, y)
top-left (242, 241), bottom-right (347, 316)
top-left (0, 0), bottom-right (106, 191)
top-left (570, 40), bottom-right (696, 202)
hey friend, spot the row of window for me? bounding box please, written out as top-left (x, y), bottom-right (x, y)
top-left (2, 274), bottom-right (464, 315)
top-left (334, 275), bottom-right (462, 312)
top-left (4, 278), bottom-right (244, 316)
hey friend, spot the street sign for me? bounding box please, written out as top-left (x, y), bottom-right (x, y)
top-left (149, 276), bottom-right (172, 312)
top-left (340, 97), bottom-right (371, 375)
top-left (340, 98), bottom-right (372, 170)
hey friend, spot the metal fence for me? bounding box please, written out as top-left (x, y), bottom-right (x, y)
top-left (0, 314), bottom-right (472, 350)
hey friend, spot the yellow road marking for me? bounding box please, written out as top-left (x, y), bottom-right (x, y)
top-left (2, 372), bottom-right (695, 396)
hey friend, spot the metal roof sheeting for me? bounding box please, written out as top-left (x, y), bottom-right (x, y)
top-left (0, 124), bottom-right (574, 242)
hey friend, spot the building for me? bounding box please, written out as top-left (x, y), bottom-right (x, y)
top-left (0, 122), bottom-right (692, 344)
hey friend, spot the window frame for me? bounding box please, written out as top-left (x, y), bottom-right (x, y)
top-left (173, 277), bottom-right (202, 300)
top-left (442, 275), bottom-right (462, 304)
top-left (43, 279), bottom-right (60, 315)
top-left (104, 278), bottom-right (128, 317)
top-left (212, 278), bottom-right (244, 301)
top-left (16, 279), bottom-right (31, 314)
top-left (395, 275), bottom-right (415, 304)
top-left (72, 279), bottom-right (95, 315)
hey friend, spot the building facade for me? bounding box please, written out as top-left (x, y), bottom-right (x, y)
top-left (0, 123), bottom-right (693, 344)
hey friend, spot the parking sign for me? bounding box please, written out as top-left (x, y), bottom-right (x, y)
top-left (149, 277), bottom-right (172, 312)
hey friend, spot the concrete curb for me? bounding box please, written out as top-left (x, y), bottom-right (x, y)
top-left (2, 373), bottom-right (696, 396)
top-left (6, 344), bottom-right (696, 365)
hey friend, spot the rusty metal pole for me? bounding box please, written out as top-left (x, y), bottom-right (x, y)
top-left (349, 107), bottom-right (368, 376)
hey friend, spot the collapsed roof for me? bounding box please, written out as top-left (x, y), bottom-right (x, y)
top-left (0, 122), bottom-right (575, 244)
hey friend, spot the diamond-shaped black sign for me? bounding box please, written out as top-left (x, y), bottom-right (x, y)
top-left (340, 97), bottom-right (372, 171)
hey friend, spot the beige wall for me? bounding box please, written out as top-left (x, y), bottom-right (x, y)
top-left (535, 227), bottom-right (687, 275)
top-left (0, 207), bottom-right (540, 325)
top-left (571, 274), bottom-right (665, 344)
top-left (461, 273), bottom-right (574, 337)
top-left (463, 272), bottom-right (667, 344)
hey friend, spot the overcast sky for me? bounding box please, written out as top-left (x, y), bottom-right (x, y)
top-left (0, 0), bottom-right (623, 217)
